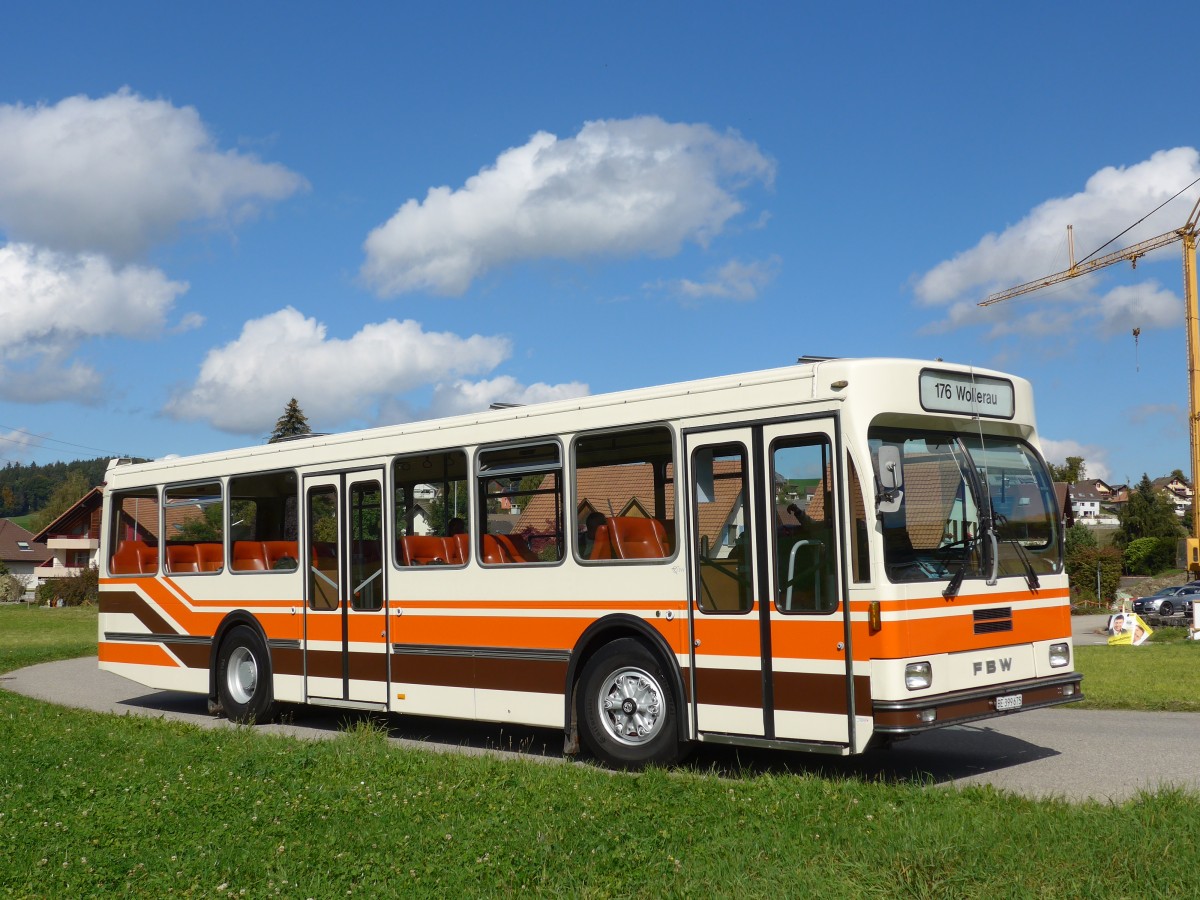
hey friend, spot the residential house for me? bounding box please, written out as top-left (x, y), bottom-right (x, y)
top-left (0, 519), bottom-right (53, 598)
top-left (1151, 476), bottom-right (1193, 518)
top-left (1069, 482), bottom-right (1104, 521)
top-left (31, 487), bottom-right (103, 579)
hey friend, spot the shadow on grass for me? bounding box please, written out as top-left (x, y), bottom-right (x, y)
top-left (115, 686), bottom-right (1057, 788)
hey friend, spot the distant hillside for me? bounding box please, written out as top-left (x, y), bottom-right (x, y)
top-left (0, 457), bottom-right (113, 520)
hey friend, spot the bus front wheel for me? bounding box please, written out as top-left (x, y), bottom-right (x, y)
top-left (577, 638), bottom-right (679, 769)
top-left (216, 626), bottom-right (277, 724)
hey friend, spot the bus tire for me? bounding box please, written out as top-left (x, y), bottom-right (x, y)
top-left (577, 638), bottom-right (679, 770)
top-left (216, 626), bottom-right (277, 724)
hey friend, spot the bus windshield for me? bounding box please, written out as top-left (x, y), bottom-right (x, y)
top-left (870, 428), bottom-right (1061, 585)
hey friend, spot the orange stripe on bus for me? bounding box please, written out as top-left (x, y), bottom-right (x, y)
top-left (99, 641), bottom-right (180, 668)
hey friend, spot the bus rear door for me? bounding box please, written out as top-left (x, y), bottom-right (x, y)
top-left (303, 470), bottom-right (389, 707)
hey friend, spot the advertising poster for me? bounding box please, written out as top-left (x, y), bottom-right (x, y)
top-left (1107, 612), bottom-right (1153, 646)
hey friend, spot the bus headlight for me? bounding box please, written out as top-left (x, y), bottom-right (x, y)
top-left (905, 661), bottom-right (932, 691)
top-left (1049, 642), bottom-right (1070, 668)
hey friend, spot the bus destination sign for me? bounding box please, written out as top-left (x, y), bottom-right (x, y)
top-left (919, 370), bottom-right (1015, 419)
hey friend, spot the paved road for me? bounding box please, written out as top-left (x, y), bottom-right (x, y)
top-left (4, 651), bottom-right (1197, 803)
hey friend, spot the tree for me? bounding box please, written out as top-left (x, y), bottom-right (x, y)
top-left (268, 398), bottom-right (312, 443)
top-left (27, 470), bottom-right (91, 533)
top-left (1064, 523), bottom-right (1098, 556)
top-left (1049, 456), bottom-right (1086, 483)
top-left (1065, 546), bottom-right (1123, 609)
top-left (1114, 473), bottom-right (1183, 549)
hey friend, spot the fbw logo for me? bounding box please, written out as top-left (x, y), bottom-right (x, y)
top-left (973, 658), bottom-right (1013, 676)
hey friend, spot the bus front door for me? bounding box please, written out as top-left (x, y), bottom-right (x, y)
top-left (686, 421), bottom-right (854, 750)
top-left (303, 470), bottom-right (389, 707)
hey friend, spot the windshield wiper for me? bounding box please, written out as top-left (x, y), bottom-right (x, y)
top-left (993, 514), bottom-right (1040, 592)
top-left (941, 536), bottom-right (976, 600)
top-left (942, 562), bottom-right (967, 600)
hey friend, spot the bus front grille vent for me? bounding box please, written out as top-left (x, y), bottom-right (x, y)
top-left (973, 607), bottom-right (1013, 634)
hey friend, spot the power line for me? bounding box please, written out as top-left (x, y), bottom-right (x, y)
top-left (1076, 174), bottom-right (1200, 266)
top-left (0, 423), bottom-right (126, 459)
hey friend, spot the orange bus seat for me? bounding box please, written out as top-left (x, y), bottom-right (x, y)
top-left (588, 525), bottom-right (613, 561)
top-left (481, 534), bottom-right (510, 564)
top-left (138, 546), bottom-right (159, 573)
top-left (609, 516), bottom-right (668, 559)
top-left (111, 539), bottom-right (149, 574)
top-left (232, 541), bottom-right (268, 571)
top-left (399, 535), bottom-right (452, 566)
top-left (449, 533), bottom-right (469, 565)
top-left (264, 540), bottom-right (299, 570)
top-left (661, 519), bottom-right (676, 553)
top-left (197, 543), bottom-right (224, 572)
top-left (166, 544), bottom-right (200, 573)
top-left (497, 533), bottom-right (538, 562)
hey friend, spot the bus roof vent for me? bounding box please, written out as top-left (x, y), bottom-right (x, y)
top-left (797, 355), bottom-right (840, 365)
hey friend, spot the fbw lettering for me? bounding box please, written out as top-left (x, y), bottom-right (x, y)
top-left (973, 658), bottom-right (1013, 676)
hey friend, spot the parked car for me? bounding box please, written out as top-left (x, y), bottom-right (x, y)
top-left (1131, 585), bottom-right (1200, 617)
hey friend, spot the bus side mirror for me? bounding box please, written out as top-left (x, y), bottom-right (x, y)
top-left (876, 445), bottom-right (903, 515)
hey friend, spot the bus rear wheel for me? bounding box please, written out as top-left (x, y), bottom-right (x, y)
top-left (577, 639), bottom-right (679, 770)
top-left (216, 626), bottom-right (277, 724)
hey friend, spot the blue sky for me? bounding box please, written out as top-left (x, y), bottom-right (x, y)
top-left (0, 3), bottom-right (1196, 486)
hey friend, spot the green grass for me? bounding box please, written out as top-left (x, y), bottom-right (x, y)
top-left (4, 513), bottom-right (37, 531)
top-left (0, 604), bottom-right (98, 674)
top-left (2, 693), bottom-right (1198, 898)
top-left (2, 606), bottom-right (1199, 897)
top-left (1073, 637), bottom-right (1200, 711)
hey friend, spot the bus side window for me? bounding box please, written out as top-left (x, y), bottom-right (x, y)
top-left (164, 481), bottom-right (224, 575)
top-left (573, 425), bottom-right (676, 563)
top-left (228, 470), bottom-right (299, 574)
top-left (478, 441), bottom-right (563, 564)
top-left (392, 450), bottom-right (469, 568)
top-left (108, 489), bottom-right (160, 576)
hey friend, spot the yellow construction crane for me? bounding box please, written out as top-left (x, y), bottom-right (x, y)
top-left (979, 195), bottom-right (1200, 573)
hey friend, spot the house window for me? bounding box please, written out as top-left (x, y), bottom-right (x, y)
top-left (16, 541), bottom-right (30, 551)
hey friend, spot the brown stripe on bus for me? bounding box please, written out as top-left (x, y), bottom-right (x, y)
top-left (100, 590), bottom-right (179, 638)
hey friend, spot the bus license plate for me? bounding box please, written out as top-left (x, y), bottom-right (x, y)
top-left (995, 694), bottom-right (1022, 711)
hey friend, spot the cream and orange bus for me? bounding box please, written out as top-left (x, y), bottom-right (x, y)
top-left (98, 357), bottom-right (1081, 768)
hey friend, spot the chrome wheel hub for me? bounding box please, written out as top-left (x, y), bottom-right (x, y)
top-left (598, 666), bottom-right (664, 745)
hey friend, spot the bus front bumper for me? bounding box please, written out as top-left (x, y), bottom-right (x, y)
top-left (872, 672), bottom-right (1083, 735)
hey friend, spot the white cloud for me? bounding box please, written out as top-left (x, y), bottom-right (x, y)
top-left (0, 88), bottom-right (307, 259)
top-left (428, 376), bottom-right (589, 419)
top-left (361, 116), bottom-right (775, 296)
top-left (914, 147), bottom-right (1200, 338)
top-left (654, 255), bottom-right (780, 303)
top-left (170, 311), bottom-right (206, 334)
top-left (164, 307), bottom-right (518, 433)
top-left (1095, 281), bottom-right (1183, 336)
top-left (0, 427), bottom-right (44, 462)
top-left (1040, 438), bottom-right (1110, 482)
top-left (0, 242), bottom-right (187, 401)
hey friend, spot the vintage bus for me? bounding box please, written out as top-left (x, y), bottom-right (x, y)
top-left (98, 358), bottom-right (1081, 768)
